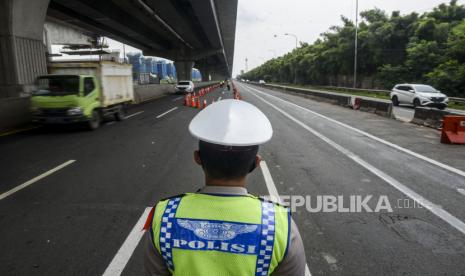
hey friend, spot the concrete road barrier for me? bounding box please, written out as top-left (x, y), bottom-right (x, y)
top-left (134, 84), bottom-right (173, 103)
top-left (259, 84), bottom-right (351, 108)
top-left (411, 107), bottom-right (450, 129)
top-left (253, 83), bottom-right (393, 117)
top-left (134, 81), bottom-right (219, 104)
top-left (357, 98), bottom-right (393, 118)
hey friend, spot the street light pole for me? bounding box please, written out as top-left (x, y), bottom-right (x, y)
top-left (353, 0), bottom-right (359, 88)
top-left (284, 33), bottom-right (299, 84)
top-left (284, 33), bottom-right (298, 49)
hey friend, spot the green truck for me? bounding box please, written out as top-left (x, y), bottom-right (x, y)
top-left (31, 61), bottom-right (134, 130)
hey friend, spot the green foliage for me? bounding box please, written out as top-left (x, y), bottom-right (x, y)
top-left (239, 1), bottom-right (465, 97)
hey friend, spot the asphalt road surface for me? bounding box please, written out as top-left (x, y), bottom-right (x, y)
top-left (1, 83), bottom-right (465, 275)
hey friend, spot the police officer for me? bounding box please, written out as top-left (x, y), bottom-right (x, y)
top-left (145, 99), bottom-right (306, 275)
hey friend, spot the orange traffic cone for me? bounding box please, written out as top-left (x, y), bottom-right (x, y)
top-left (197, 98), bottom-right (201, 109)
top-left (184, 94), bottom-right (190, 106)
top-left (203, 100), bottom-right (207, 109)
top-left (191, 96), bottom-right (196, 107)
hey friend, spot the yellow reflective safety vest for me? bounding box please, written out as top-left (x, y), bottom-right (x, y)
top-left (150, 193), bottom-right (290, 275)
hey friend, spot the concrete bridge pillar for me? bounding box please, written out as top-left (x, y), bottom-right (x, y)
top-left (0, 0), bottom-right (50, 98)
top-left (174, 61), bottom-right (194, 81)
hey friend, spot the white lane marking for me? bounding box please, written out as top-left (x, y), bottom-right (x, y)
top-left (125, 111), bottom-right (144, 119)
top-left (156, 107), bottom-right (178, 119)
top-left (218, 97), bottom-right (222, 101)
top-left (172, 96), bottom-right (183, 101)
top-left (305, 264), bottom-right (312, 276)
top-left (260, 161), bottom-right (312, 276)
top-left (0, 160), bottom-right (76, 201)
top-left (105, 121), bottom-right (116, 126)
top-left (249, 87), bottom-right (465, 236)
top-left (240, 83), bottom-right (465, 179)
top-left (260, 161), bottom-right (282, 204)
top-left (458, 188), bottom-right (465, 196)
top-left (102, 207), bottom-right (152, 276)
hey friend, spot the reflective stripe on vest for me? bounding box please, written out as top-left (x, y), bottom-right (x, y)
top-left (158, 197), bottom-right (276, 275)
top-left (255, 201), bottom-right (275, 276)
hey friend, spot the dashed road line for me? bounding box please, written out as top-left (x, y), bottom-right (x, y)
top-left (247, 85), bottom-right (465, 236)
top-left (172, 96), bottom-right (183, 101)
top-left (156, 107), bottom-right (178, 119)
top-left (458, 188), bottom-right (465, 196)
top-left (0, 160), bottom-right (76, 201)
top-left (125, 111), bottom-right (144, 119)
top-left (260, 161), bottom-right (312, 276)
top-left (102, 207), bottom-right (152, 276)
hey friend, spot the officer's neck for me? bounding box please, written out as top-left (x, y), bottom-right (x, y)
top-left (205, 175), bottom-right (247, 188)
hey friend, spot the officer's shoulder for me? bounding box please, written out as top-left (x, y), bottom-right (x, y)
top-left (257, 196), bottom-right (289, 209)
top-left (158, 193), bottom-right (187, 203)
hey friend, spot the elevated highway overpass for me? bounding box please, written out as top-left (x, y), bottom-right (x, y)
top-left (0, 0), bottom-right (238, 99)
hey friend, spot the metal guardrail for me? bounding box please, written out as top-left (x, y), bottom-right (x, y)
top-left (321, 86), bottom-right (390, 94)
top-left (450, 97), bottom-right (465, 104)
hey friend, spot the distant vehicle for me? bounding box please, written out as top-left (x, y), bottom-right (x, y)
top-left (390, 84), bottom-right (448, 109)
top-left (259, 80), bottom-right (266, 85)
top-left (175, 81), bottom-right (194, 94)
top-left (31, 61), bottom-right (134, 130)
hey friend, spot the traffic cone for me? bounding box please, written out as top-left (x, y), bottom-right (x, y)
top-left (191, 96), bottom-right (196, 107)
top-left (184, 94), bottom-right (190, 106)
top-left (203, 99), bottom-right (207, 109)
top-left (197, 98), bottom-right (201, 109)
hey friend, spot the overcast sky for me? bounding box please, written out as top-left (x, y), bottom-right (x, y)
top-left (232, 0), bottom-right (465, 76)
top-left (54, 0), bottom-right (464, 78)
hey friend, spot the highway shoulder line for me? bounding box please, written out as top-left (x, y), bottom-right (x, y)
top-left (0, 125), bottom-right (40, 137)
top-left (0, 160), bottom-right (76, 201)
top-left (260, 161), bottom-right (312, 276)
top-left (102, 207), bottom-right (152, 276)
top-left (156, 107), bottom-right (178, 119)
top-left (247, 86), bottom-right (465, 236)
top-left (241, 83), bottom-right (465, 179)
top-left (125, 111), bottom-right (145, 119)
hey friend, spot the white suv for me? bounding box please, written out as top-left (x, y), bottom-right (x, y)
top-left (175, 81), bottom-right (194, 94)
top-left (390, 84), bottom-right (448, 110)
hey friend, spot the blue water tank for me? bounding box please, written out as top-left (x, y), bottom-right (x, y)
top-left (156, 60), bottom-right (167, 79)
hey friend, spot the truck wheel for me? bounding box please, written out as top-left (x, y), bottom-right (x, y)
top-left (88, 110), bottom-right (100, 130)
top-left (391, 96), bottom-right (399, 106)
top-left (114, 105), bottom-right (126, 121)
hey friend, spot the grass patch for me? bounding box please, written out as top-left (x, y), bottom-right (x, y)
top-left (448, 101), bottom-right (465, 111)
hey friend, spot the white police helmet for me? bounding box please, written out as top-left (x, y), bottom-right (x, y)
top-left (189, 99), bottom-right (273, 146)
